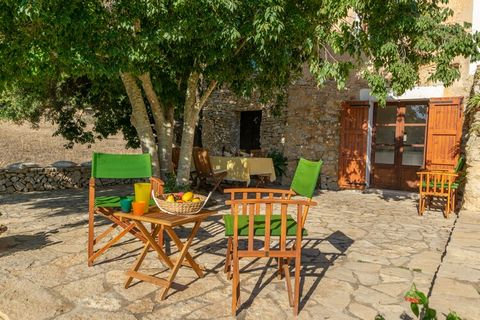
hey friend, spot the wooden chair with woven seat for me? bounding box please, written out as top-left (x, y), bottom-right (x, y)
top-left (224, 196), bottom-right (316, 316)
top-left (223, 158), bottom-right (322, 315)
top-left (417, 156), bottom-right (466, 217)
top-left (88, 153), bottom-right (164, 266)
top-left (224, 158), bottom-right (323, 278)
top-left (192, 147), bottom-right (227, 193)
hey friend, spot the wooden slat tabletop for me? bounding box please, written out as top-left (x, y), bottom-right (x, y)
top-left (114, 207), bottom-right (216, 227)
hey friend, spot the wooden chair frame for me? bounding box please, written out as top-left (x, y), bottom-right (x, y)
top-left (225, 196), bottom-right (316, 316)
top-left (417, 171), bottom-right (458, 217)
top-left (223, 188), bottom-right (313, 279)
top-left (192, 147), bottom-right (227, 193)
top-left (87, 177), bottom-right (164, 266)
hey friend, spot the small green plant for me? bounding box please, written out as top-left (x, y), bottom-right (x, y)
top-left (375, 284), bottom-right (462, 320)
top-left (267, 150), bottom-right (288, 178)
top-left (404, 284), bottom-right (462, 320)
top-left (163, 173), bottom-right (190, 194)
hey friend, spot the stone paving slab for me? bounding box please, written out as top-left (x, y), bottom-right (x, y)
top-left (429, 210), bottom-right (480, 319)
top-left (0, 187), bottom-right (468, 319)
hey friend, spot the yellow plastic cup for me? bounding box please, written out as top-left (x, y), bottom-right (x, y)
top-left (134, 183), bottom-right (151, 213)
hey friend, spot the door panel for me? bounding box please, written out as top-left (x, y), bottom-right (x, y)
top-left (371, 101), bottom-right (428, 190)
top-left (425, 98), bottom-right (463, 170)
top-left (338, 102), bottom-right (369, 189)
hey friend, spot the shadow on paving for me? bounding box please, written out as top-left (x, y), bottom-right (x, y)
top-left (0, 232), bottom-right (60, 257)
top-left (191, 229), bottom-right (354, 313)
top-left (363, 188), bottom-right (418, 202)
top-left (0, 185), bottom-right (136, 218)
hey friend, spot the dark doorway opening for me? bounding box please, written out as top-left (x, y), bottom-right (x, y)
top-left (240, 111), bottom-right (262, 152)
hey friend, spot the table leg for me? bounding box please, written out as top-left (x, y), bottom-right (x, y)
top-left (164, 225), bottom-right (204, 278)
top-left (125, 239), bottom-right (151, 288)
top-left (134, 221), bottom-right (174, 269)
top-left (159, 221), bottom-right (202, 300)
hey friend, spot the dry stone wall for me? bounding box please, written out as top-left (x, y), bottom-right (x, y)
top-left (0, 162), bottom-right (146, 194)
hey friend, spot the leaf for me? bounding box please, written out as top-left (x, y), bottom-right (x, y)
top-left (446, 311), bottom-right (463, 320)
top-left (410, 302), bottom-right (419, 317)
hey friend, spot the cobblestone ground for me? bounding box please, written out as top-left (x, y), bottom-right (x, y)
top-left (0, 187), bottom-right (477, 320)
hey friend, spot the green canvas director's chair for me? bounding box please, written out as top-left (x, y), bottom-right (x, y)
top-left (223, 158), bottom-right (322, 315)
top-left (88, 153), bottom-right (164, 266)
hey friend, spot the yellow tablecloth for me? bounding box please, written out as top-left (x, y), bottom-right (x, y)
top-left (210, 156), bottom-right (276, 185)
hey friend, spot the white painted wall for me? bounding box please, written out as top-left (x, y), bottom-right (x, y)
top-left (359, 85), bottom-right (445, 101)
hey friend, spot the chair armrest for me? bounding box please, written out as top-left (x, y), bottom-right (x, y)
top-left (150, 177), bottom-right (165, 197)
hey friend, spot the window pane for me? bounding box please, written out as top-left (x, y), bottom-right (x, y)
top-left (375, 146), bottom-right (395, 164)
top-left (376, 105), bottom-right (397, 124)
top-left (376, 127), bottom-right (396, 145)
top-left (402, 146), bottom-right (424, 166)
top-left (405, 104), bottom-right (427, 123)
top-left (404, 126), bottom-right (426, 145)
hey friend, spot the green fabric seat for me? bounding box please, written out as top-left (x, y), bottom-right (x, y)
top-left (223, 214), bottom-right (307, 237)
top-left (95, 195), bottom-right (156, 208)
top-left (223, 158), bottom-right (322, 238)
top-left (421, 182), bottom-right (459, 190)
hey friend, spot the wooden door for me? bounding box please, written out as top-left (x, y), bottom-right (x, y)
top-left (338, 101), bottom-right (369, 189)
top-left (425, 97), bottom-right (463, 170)
top-left (371, 101), bottom-right (428, 190)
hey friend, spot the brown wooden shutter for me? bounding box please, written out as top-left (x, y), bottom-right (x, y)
top-left (425, 97), bottom-right (463, 171)
top-left (338, 101), bottom-right (369, 189)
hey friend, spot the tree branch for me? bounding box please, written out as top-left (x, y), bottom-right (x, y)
top-left (197, 80), bottom-right (218, 110)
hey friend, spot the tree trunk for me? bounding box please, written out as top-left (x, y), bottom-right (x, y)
top-left (176, 72), bottom-right (217, 185)
top-left (176, 72), bottom-right (200, 185)
top-left (139, 73), bottom-right (173, 179)
top-left (120, 72), bottom-right (161, 177)
top-left (463, 67), bottom-right (480, 210)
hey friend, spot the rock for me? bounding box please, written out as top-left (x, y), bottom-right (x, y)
top-left (13, 181), bottom-right (25, 191)
top-left (80, 161), bottom-right (92, 167)
top-left (0, 276), bottom-right (72, 320)
top-left (6, 162), bottom-right (40, 170)
top-left (51, 161), bottom-right (77, 168)
top-left (432, 278), bottom-right (480, 299)
top-left (348, 302), bottom-right (379, 319)
top-left (125, 298), bottom-right (154, 314)
top-left (77, 296), bottom-right (122, 312)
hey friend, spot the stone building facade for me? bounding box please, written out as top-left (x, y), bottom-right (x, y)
top-left (201, 0), bottom-right (478, 191)
top-left (202, 68), bottom-right (367, 189)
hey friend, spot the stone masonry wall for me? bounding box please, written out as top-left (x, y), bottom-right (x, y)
top-left (202, 88), bottom-right (286, 155)
top-left (201, 67), bottom-right (367, 189)
top-left (0, 162), bottom-right (145, 194)
top-left (282, 66), bottom-right (368, 189)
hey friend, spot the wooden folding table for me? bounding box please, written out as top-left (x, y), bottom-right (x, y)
top-left (114, 207), bottom-right (216, 300)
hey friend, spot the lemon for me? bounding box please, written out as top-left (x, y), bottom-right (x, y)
top-left (166, 195), bottom-right (175, 203)
top-left (192, 198), bottom-right (201, 203)
top-left (182, 191), bottom-right (194, 202)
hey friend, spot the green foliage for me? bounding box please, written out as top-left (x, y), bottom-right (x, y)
top-left (0, 0), bottom-right (478, 150)
top-left (267, 150), bottom-right (288, 178)
top-left (0, 75), bottom-right (139, 148)
top-left (404, 283), bottom-right (462, 320)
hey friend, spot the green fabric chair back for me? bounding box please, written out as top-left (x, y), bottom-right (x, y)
top-left (91, 153), bottom-right (152, 179)
top-left (454, 155), bottom-right (466, 173)
top-left (290, 158), bottom-right (323, 198)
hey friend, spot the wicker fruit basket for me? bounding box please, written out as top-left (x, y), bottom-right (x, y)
top-left (153, 193), bottom-right (208, 215)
